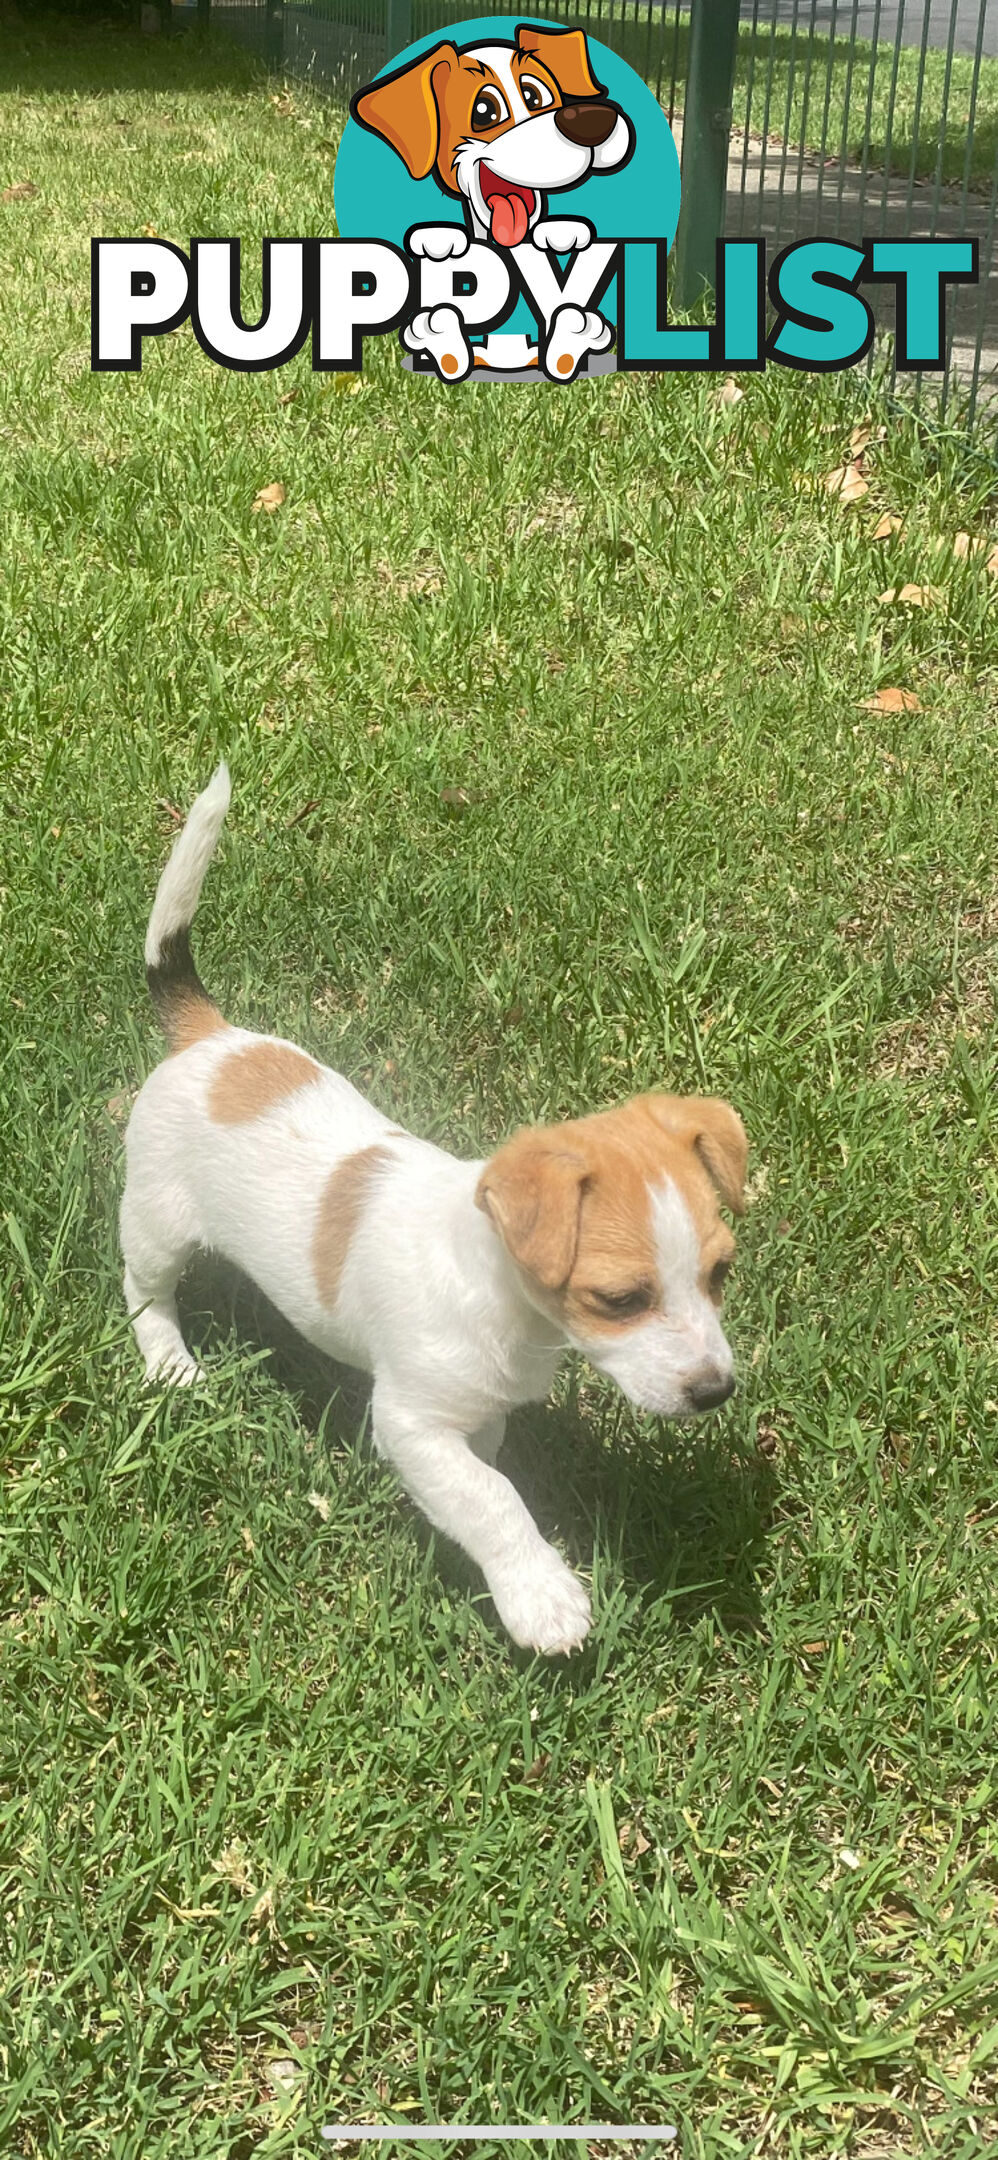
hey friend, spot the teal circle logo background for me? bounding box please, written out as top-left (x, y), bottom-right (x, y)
top-left (334, 16), bottom-right (681, 279)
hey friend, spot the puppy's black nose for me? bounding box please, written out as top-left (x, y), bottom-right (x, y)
top-left (554, 101), bottom-right (619, 148)
top-left (685, 1367), bottom-right (736, 1414)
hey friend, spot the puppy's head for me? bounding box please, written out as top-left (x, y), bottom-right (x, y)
top-left (353, 26), bottom-right (633, 246)
top-left (476, 1094), bottom-right (747, 1419)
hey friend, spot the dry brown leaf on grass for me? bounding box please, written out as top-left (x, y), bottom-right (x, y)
top-left (878, 583), bottom-right (943, 608)
top-left (718, 376), bottom-right (743, 408)
top-left (307, 1490), bottom-right (330, 1522)
top-left (252, 481), bottom-right (286, 514)
top-left (2, 182), bottom-right (39, 202)
top-left (860, 687), bottom-right (922, 714)
top-left (950, 531), bottom-right (998, 575)
top-left (951, 531), bottom-right (987, 560)
top-left (849, 420), bottom-right (886, 455)
top-left (278, 386), bottom-right (301, 406)
top-left (618, 1819), bottom-right (652, 1857)
top-left (872, 512), bottom-right (904, 540)
top-left (824, 459), bottom-right (869, 503)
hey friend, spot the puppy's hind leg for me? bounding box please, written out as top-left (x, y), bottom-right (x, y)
top-left (120, 1176), bottom-right (203, 1388)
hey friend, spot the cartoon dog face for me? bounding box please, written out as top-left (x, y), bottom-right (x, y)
top-left (353, 24), bottom-right (633, 246)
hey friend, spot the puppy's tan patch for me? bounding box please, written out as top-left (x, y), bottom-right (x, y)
top-left (314, 1143), bottom-right (393, 1309)
top-left (477, 1093), bottom-right (745, 1333)
top-left (166, 988), bottom-right (228, 1055)
top-left (208, 1041), bottom-right (321, 1124)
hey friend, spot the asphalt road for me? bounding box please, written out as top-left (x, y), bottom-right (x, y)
top-left (748, 0), bottom-right (998, 61)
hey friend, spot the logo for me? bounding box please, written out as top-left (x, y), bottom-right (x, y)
top-left (89, 15), bottom-right (977, 384)
top-left (335, 16), bottom-right (679, 381)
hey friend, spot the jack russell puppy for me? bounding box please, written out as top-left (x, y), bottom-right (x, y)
top-left (121, 769), bottom-right (747, 1656)
top-left (352, 24), bottom-right (633, 380)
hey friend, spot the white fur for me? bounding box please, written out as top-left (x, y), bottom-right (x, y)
top-left (144, 763), bottom-right (230, 968)
top-left (121, 773), bottom-right (733, 1657)
top-left (586, 1183), bottom-right (734, 1417)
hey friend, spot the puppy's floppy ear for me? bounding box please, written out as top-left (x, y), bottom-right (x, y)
top-left (643, 1095), bottom-right (748, 1216)
top-left (515, 24), bottom-right (605, 100)
top-left (352, 44), bottom-right (457, 180)
top-left (476, 1130), bottom-right (588, 1290)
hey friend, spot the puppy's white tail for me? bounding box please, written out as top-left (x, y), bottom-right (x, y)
top-left (145, 763), bottom-right (231, 1051)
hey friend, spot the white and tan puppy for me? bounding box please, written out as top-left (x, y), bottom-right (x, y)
top-left (121, 768), bottom-right (747, 1656)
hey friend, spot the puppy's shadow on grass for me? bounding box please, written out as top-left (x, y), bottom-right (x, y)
top-left (181, 1256), bottom-right (774, 1643)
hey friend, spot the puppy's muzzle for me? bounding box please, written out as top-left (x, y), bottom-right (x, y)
top-left (685, 1364), bottom-right (736, 1414)
top-left (554, 100), bottom-right (621, 148)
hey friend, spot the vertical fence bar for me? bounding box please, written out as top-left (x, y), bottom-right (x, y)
top-left (923, 0), bottom-right (960, 418)
top-left (197, 0), bottom-right (210, 22)
top-left (774, 0), bottom-right (802, 241)
top-left (656, 0), bottom-right (684, 125)
top-left (386, 0), bottom-right (412, 58)
top-left (966, 145), bottom-right (998, 435)
top-left (877, 0), bottom-right (908, 220)
top-left (754, 3), bottom-right (781, 231)
top-left (941, 0), bottom-right (988, 417)
top-left (737, 0), bottom-right (764, 239)
top-left (811, 0), bottom-right (836, 227)
top-left (832, 0), bottom-right (861, 238)
top-left (265, 0), bottom-right (284, 70)
top-left (673, 0), bottom-right (740, 307)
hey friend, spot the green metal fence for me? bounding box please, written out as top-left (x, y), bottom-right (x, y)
top-left (171, 0), bottom-right (998, 433)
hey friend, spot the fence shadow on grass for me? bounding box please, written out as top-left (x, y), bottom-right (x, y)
top-left (2, 19), bottom-right (268, 98)
top-left (180, 1249), bottom-right (773, 1644)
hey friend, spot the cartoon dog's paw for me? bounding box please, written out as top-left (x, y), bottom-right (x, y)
top-left (531, 217), bottom-right (595, 255)
top-left (406, 224), bottom-right (470, 262)
top-left (402, 305), bottom-right (473, 382)
top-left (488, 1547), bottom-right (592, 1657)
top-left (542, 303), bottom-right (613, 382)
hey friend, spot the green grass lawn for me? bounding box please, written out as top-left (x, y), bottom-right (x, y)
top-left (3, 20), bottom-right (998, 2160)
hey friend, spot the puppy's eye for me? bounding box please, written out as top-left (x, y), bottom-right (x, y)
top-left (519, 75), bottom-right (554, 114)
top-left (709, 1258), bottom-right (732, 1300)
top-left (591, 1285), bottom-right (654, 1320)
top-left (471, 89), bottom-right (508, 131)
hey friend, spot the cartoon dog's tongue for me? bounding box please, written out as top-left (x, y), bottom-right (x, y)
top-left (481, 170), bottom-right (535, 249)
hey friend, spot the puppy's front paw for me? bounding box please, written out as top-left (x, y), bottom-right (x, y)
top-left (542, 302), bottom-right (613, 382)
top-left (407, 224), bottom-right (469, 261)
top-left (489, 1547), bottom-right (592, 1656)
top-left (148, 1350), bottom-right (204, 1389)
top-left (402, 304), bottom-right (472, 382)
top-left (532, 217), bottom-right (594, 254)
